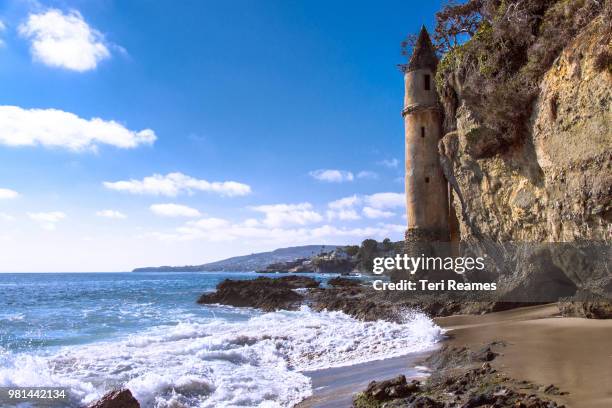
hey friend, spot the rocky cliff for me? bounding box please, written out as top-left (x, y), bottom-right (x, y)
top-left (436, 3), bottom-right (611, 300)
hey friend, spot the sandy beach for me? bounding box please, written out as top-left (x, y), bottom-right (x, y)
top-left (437, 304), bottom-right (612, 408)
top-left (299, 304), bottom-right (612, 408)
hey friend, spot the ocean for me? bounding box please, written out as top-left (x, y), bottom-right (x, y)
top-left (0, 272), bottom-right (442, 408)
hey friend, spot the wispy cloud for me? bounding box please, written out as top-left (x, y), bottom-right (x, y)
top-left (103, 172), bottom-right (251, 197)
top-left (328, 195), bottom-right (361, 210)
top-left (0, 20), bottom-right (6, 48)
top-left (364, 192), bottom-right (404, 209)
top-left (249, 203), bottom-right (323, 228)
top-left (0, 212), bottom-right (15, 222)
top-left (326, 192), bottom-right (404, 220)
top-left (362, 207), bottom-right (395, 219)
top-left (377, 158), bottom-right (399, 168)
top-left (326, 208), bottom-right (360, 221)
top-left (356, 170), bottom-right (378, 180)
top-left (0, 106), bottom-right (156, 151)
top-left (28, 211), bottom-right (66, 230)
top-left (18, 9), bottom-right (112, 72)
top-left (328, 192), bottom-right (404, 210)
top-left (150, 217), bottom-right (405, 245)
top-left (0, 188), bottom-right (19, 200)
top-left (95, 210), bottom-right (127, 219)
top-left (150, 203), bottom-right (201, 218)
top-left (309, 169), bottom-right (354, 183)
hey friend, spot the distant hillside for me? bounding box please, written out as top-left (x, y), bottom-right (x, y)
top-left (132, 245), bottom-right (339, 272)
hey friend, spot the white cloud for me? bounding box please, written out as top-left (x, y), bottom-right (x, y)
top-left (0, 212), bottom-right (15, 221)
top-left (309, 169), bottom-right (354, 183)
top-left (103, 172), bottom-right (251, 197)
top-left (326, 208), bottom-right (361, 221)
top-left (150, 218), bottom-right (405, 245)
top-left (18, 9), bottom-right (111, 72)
top-left (242, 218), bottom-right (260, 228)
top-left (0, 20), bottom-right (6, 48)
top-left (28, 211), bottom-right (66, 230)
top-left (377, 158), bottom-right (399, 168)
top-left (95, 210), bottom-right (126, 219)
top-left (328, 195), bottom-right (361, 210)
top-left (184, 217), bottom-right (230, 231)
top-left (327, 195), bottom-right (362, 221)
top-left (0, 188), bottom-right (19, 199)
top-left (364, 192), bottom-right (404, 209)
top-left (357, 171), bottom-right (378, 180)
top-left (327, 192), bottom-right (404, 216)
top-left (150, 203), bottom-right (201, 218)
top-left (0, 106), bottom-right (156, 151)
top-left (250, 203), bottom-right (323, 228)
top-left (362, 207), bottom-right (395, 219)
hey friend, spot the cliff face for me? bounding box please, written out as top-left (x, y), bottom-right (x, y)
top-left (437, 13), bottom-right (611, 300)
top-left (440, 15), bottom-right (611, 244)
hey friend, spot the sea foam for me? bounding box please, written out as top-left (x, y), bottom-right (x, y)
top-left (0, 306), bottom-right (441, 408)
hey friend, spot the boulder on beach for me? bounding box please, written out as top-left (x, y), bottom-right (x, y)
top-left (558, 291), bottom-right (612, 319)
top-left (88, 389), bottom-right (140, 408)
top-left (197, 276), bottom-right (320, 311)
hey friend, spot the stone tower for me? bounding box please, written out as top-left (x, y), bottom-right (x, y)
top-left (403, 26), bottom-right (450, 249)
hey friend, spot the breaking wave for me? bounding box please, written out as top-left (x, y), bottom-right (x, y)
top-left (0, 306), bottom-right (441, 408)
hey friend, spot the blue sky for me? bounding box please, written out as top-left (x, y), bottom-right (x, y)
top-left (0, 0), bottom-right (443, 271)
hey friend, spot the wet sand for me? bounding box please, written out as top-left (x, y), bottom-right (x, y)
top-left (437, 304), bottom-right (612, 408)
top-left (295, 351), bottom-right (432, 408)
top-left (297, 304), bottom-right (612, 408)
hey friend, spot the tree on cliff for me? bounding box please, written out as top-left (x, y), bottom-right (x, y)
top-left (359, 239), bottom-right (379, 271)
top-left (403, 0), bottom-right (610, 141)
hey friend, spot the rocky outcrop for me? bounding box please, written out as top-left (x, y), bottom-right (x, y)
top-left (437, 12), bottom-right (611, 302)
top-left (357, 375), bottom-right (421, 404)
top-left (197, 276), bottom-right (520, 320)
top-left (88, 389), bottom-right (140, 408)
top-left (327, 277), bottom-right (362, 287)
top-left (558, 290), bottom-right (612, 319)
top-left (197, 276), bottom-right (319, 311)
top-left (353, 343), bottom-right (566, 408)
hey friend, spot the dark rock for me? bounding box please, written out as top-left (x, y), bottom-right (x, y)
top-left (362, 375), bottom-right (420, 402)
top-left (328, 277), bottom-right (362, 287)
top-left (461, 393), bottom-right (495, 408)
top-left (558, 291), bottom-right (612, 319)
top-left (472, 346), bottom-right (498, 362)
top-left (424, 343), bottom-right (501, 371)
top-left (88, 389), bottom-right (140, 408)
top-left (197, 276), bottom-right (319, 311)
top-left (409, 396), bottom-right (444, 408)
top-left (353, 344), bottom-right (564, 408)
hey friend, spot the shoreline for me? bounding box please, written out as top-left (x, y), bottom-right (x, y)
top-left (298, 304), bottom-right (612, 408)
top-left (296, 350), bottom-right (435, 408)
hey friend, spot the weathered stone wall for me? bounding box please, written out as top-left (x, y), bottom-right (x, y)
top-left (404, 69), bottom-right (450, 237)
top-left (439, 15), bottom-right (611, 244)
top-left (437, 15), bottom-right (611, 298)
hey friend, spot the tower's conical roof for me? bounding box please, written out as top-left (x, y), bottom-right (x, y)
top-left (406, 26), bottom-right (438, 72)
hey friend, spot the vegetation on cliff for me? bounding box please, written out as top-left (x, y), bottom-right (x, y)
top-left (410, 0), bottom-right (611, 145)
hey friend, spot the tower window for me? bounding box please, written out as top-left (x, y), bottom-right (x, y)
top-left (424, 74), bottom-right (431, 91)
top-left (421, 127), bottom-right (426, 138)
top-left (425, 177), bottom-right (430, 183)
